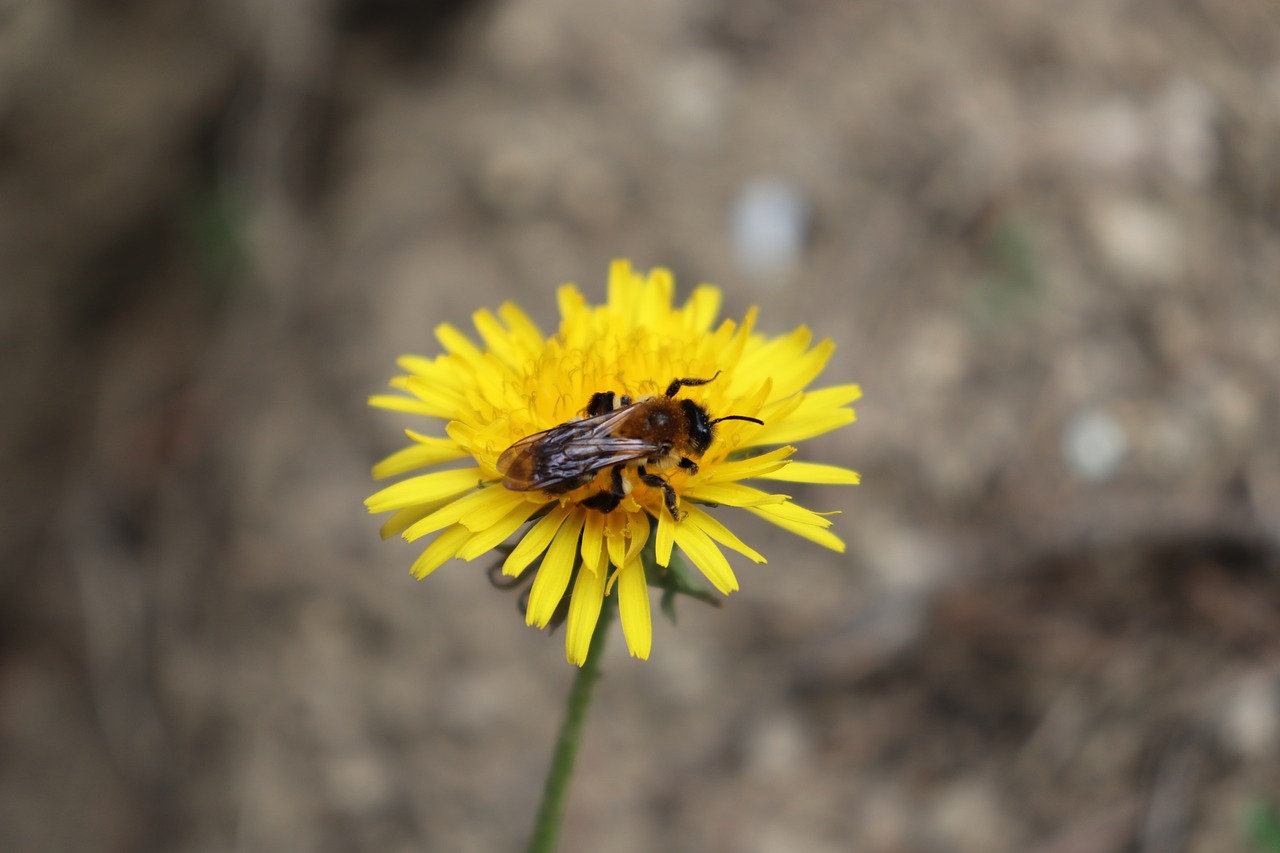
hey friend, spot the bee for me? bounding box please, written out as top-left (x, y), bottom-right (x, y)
top-left (497, 373), bottom-right (763, 520)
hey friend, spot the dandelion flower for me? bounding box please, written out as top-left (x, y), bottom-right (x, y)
top-left (367, 260), bottom-right (860, 664)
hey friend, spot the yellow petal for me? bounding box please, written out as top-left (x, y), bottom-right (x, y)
top-left (394, 354), bottom-right (436, 374)
top-left (471, 308), bottom-right (509, 352)
top-left (731, 372), bottom-right (771, 414)
top-left (752, 499), bottom-right (836, 527)
top-left (746, 503), bottom-right (847, 552)
top-left (556, 284), bottom-right (587, 324)
top-left (498, 301), bottom-right (544, 347)
top-left (755, 461), bottom-right (861, 485)
top-left (434, 322), bottom-right (483, 362)
top-left (503, 505), bottom-right (571, 577)
top-left (401, 484), bottom-right (522, 541)
top-left (638, 267), bottom-right (675, 327)
top-left (672, 522), bottom-right (739, 595)
top-left (617, 559), bottom-right (652, 660)
top-left (683, 285), bottom-right (722, 334)
top-left (750, 384), bottom-right (860, 445)
top-left (751, 408), bottom-right (857, 446)
top-left (406, 428), bottom-right (460, 446)
top-left (403, 376), bottom-right (468, 418)
top-left (769, 338), bottom-right (836, 399)
top-left (379, 501), bottom-right (448, 539)
top-left (608, 259), bottom-right (638, 313)
top-left (371, 440), bottom-right (468, 480)
top-left (444, 420), bottom-right (487, 455)
top-left (683, 482), bottom-right (789, 507)
top-left (739, 327), bottom-right (839, 400)
top-left (365, 468), bottom-right (482, 514)
top-left (655, 510), bottom-right (676, 567)
top-left (368, 394), bottom-right (446, 417)
top-left (682, 506), bottom-right (766, 563)
top-left (527, 510), bottom-right (586, 627)
top-left (739, 325), bottom-right (812, 381)
top-left (626, 512), bottom-right (650, 563)
top-left (697, 446), bottom-right (794, 483)
top-left (752, 391), bottom-right (803, 432)
top-left (409, 524), bottom-right (472, 579)
top-left (580, 511), bottom-right (606, 574)
top-left (606, 512), bottom-right (628, 569)
top-left (725, 306), bottom-right (759, 362)
top-left (608, 512), bottom-right (650, 596)
top-left (806, 383), bottom-right (863, 407)
top-left (565, 562), bottom-right (606, 666)
top-left (457, 501), bottom-right (540, 560)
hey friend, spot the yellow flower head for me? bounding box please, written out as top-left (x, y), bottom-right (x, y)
top-left (367, 260), bottom-right (860, 664)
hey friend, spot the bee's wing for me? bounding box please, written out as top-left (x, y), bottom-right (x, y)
top-left (498, 407), bottom-right (660, 492)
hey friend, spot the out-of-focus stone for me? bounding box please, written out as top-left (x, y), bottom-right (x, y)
top-left (1062, 407), bottom-right (1128, 483)
top-left (1089, 196), bottom-right (1184, 287)
top-left (729, 178), bottom-right (810, 282)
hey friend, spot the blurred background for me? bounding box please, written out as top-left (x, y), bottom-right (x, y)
top-left (3, 1), bottom-right (1280, 851)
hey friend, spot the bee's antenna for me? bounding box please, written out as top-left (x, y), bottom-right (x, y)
top-left (665, 371), bottom-right (723, 398)
top-left (711, 415), bottom-right (764, 426)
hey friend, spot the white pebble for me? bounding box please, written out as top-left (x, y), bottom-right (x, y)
top-left (1061, 408), bottom-right (1129, 482)
top-left (1219, 674), bottom-right (1280, 758)
top-left (729, 178), bottom-right (810, 281)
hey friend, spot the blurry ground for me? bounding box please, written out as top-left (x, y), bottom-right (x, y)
top-left (3, 1), bottom-right (1280, 851)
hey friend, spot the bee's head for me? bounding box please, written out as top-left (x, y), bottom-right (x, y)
top-left (679, 399), bottom-right (762, 457)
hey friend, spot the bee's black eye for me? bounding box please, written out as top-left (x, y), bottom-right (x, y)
top-left (681, 399), bottom-right (713, 455)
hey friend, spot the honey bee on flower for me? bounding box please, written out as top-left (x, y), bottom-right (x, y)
top-left (366, 260), bottom-right (860, 664)
top-left (497, 372), bottom-right (764, 521)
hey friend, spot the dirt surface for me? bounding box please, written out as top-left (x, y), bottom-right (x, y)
top-left (3, 2), bottom-right (1280, 851)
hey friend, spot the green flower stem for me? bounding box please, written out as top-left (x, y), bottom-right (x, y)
top-left (527, 598), bottom-right (614, 853)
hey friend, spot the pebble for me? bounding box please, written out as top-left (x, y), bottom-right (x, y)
top-left (729, 178), bottom-right (810, 281)
top-left (1061, 407), bottom-right (1128, 482)
top-left (1218, 673), bottom-right (1280, 758)
top-left (1089, 196), bottom-right (1184, 287)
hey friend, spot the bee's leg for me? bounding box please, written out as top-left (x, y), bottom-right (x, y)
top-left (638, 465), bottom-right (684, 520)
top-left (586, 391), bottom-right (616, 417)
top-left (677, 456), bottom-right (699, 476)
top-left (580, 464), bottom-right (626, 513)
top-left (587, 391), bottom-right (633, 417)
top-left (664, 371), bottom-right (722, 398)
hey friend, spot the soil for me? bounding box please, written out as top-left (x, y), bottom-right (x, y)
top-left (2, 2), bottom-right (1279, 851)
